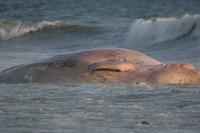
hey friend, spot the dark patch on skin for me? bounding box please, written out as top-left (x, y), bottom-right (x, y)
top-left (63, 59), bottom-right (77, 67)
top-left (46, 59), bottom-right (77, 68)
top-left (46, 62), bottom-right (55, 67)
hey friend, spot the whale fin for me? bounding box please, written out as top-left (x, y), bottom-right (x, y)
top-left (88, 60), bottom-right (135, 72)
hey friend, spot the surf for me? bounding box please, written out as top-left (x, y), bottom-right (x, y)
top-left (127, 14), bottom-right (200, 45)
top-left (0, 20), bottom-right (101, 40)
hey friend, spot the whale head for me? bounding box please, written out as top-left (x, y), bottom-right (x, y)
top-left (152, 64), bottom-right (200, 86)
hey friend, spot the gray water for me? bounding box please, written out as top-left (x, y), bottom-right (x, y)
top-left (1, 84), bottom-right (200, 133)
top-left (0, 0), bottom-right (200, 132)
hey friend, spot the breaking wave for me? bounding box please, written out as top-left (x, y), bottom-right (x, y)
top-left (127, 14), bottom-right (200, 45)
top-left (0, 20), bottom-right (100, 40)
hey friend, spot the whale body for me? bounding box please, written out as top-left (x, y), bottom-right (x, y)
top-left (0, 48), bottom-right (200, 86)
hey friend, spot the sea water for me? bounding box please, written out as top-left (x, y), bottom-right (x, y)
top-left (0, 0), bottom-right (200, 132)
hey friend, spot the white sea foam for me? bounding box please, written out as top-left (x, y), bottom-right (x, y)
top-left (127, 14), bottom-right (200, 45)
top-left (0, 20), bottom-right (65, 40)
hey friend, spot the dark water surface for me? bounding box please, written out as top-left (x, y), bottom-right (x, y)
top-left (0, 0), bottom-right (200, 132)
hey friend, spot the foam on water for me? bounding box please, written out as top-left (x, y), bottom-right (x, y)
top-left (0, 20), bottom-right (66, 40)
top-left (127, 14), bottom-right (200, 45)
top-left (0, 20), bottom-right (100, 40)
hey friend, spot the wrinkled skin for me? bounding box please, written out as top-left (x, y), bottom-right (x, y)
top-left (0, 48), bottom-right (200, 86)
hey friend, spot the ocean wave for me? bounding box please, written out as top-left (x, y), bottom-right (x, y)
top-left (0, 20), bottom-right (100, 40)
top-left (127, 14), bottom-right (200, 45)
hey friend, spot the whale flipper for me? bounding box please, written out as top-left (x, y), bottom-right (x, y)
top-left (88, 60), bottom-right (135, 72)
